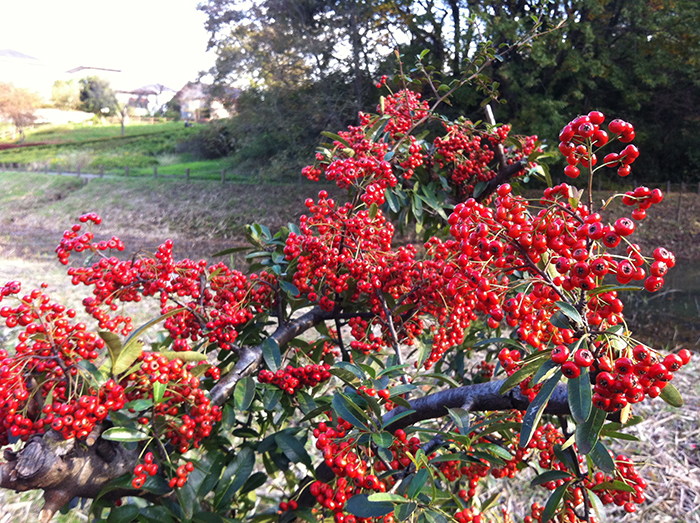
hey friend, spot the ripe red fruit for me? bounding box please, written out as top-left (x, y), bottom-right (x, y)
top-left (562, 361), bottom-right (580, 379)
top-left (588, 110), bottom-right (605, 124)
top-left (551, 345), bottom-right (570, 364)
top-left (574, 349), bottom-right (594, 367)
top-left (614, 217), bottom-right (635, 236)
top-left (644, 276), bottom-right (664, 293)
top-left (564, 164), bottom-right (580, 178)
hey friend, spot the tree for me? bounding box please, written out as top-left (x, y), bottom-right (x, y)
top-left (0, 82), bottom-right (40, 142)
top-left (51, 79), bottom-right (81, 110)
top-left (0, 49), bottom-right (692, 523)
top-left (79, 76), bottom-right (119, 115)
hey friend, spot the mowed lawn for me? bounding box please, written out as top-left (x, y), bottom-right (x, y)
top-left (0, 121), bottom-right (236, 180)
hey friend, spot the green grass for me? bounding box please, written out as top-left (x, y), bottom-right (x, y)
top-left (0, 121), bottom-right (232, 177)
top-left (1, 121), bottom-right (185, 144)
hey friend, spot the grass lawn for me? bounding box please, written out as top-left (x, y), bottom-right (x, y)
top-left (0, 121), bottom-right (238, 180)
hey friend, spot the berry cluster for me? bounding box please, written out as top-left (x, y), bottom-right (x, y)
top-left (127, 352), bottom-right (222, 453)
top-left (434, 121), bottom-right (538, 196)
top-left (132, 452), bottom-right (158, 489)
top-left (168, 461), bottom-right (195, 489)
top-left (559, 112), bottom-right (636, 178)
top-left (258, 363), bottom-right (332, 395)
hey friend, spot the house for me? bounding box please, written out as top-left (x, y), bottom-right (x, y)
top-left (172, 82), bottom-right (239, 121)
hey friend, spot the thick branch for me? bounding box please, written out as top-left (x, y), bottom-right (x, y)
top-left (210, 306), bottom-right (331, 406)
top-left (382, 379), bottom-right (570, 432)
top-left (0, 431), bottom-right (141, 523)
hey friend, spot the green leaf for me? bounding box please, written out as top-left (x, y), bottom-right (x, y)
top-left (121, 308), bottom-right (185, 358)
top-left (367, 493), bottom-right (408, 503)
top-left (395, 502), bottom-right (417, 521)
top-left (234, 377), bottom-right (256, 412)
top-left (334, 362), bottom-right (366, 380)
top-left (576, 406), bottom-right (607, 454)
top-left (589, 441), bottom-right (615, 472)
top-left (499, 359), bottom-right (544, 394)
top-left (587, 490), bottom-right (608, 523)
top-left (212, 246), bottom-right (251, 257)
top-left (107, 505), bottom-right (140, 523)
top-left (215, 447), bottom-right (255, 510)
top-left (385, 189), bottom-right (400, 213)
top-left (541, 483), bottom-right (569, 523)
top-left (549, 311), bottom-right (571, 330)
top-left (321, 131), bottom-right (352, 148)
top-left (279, 281), bottom-right (300, 297)
top-left (99, 331), bottom-right (123, 366)
top-left (193, 512), bottom-right (225, 523)
top-left (369, 202), bottom-right (378, 219)
top-left (113, 339), bottom-right (144, 376)
top-left (381, 409), bottom-right (416, 430)
top-left (346, 494), bottom-right (394, 518)
top-left (531, 358), bottom-right (559, 385)
top-left (446, 407), bottom-right (470, 434)
top-left (153, 381), bottom-right (166, 404)
top-left (473, 181), bottom-right (488, 198)
top-left (158, 351), bottom-right (208, 362)
top-left (101, 427), bottom-right (149, 442)
top-left (591, 480), bottom-right (636, 493)
top-left (275, 432), bottom-right (312, 468)
top-left (520, 371), bottom-right (562, 447)
top-left (332, 393), bottom-right (369, 430)
top-left (567, 366), bottom-right (592, 423)
top-left (262, 338), bottom-right (282, 373)
top-left (555, 301), bottom-right (583, 325)
top-left (407, 468), bottom-right (429, 499)
top-left (659, 382), bottom-right (683, 407)
top-left (530, 470), bottom-right (573, 487)
top-left (372, 432), bottom-right (394, 448)
top-left (297, 391), bottom-right (317, 415)
top-left (240, 471), bottom-right (268, 495)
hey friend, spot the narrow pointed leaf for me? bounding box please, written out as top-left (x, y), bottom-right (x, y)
top-left (446, 407), bottom-right (470, 434)
top-left (520, 371), bottom-right (562, 448)
top-left (590, 441), bottom-right (616, 472)
top-left (568, 366), bottom-right (592, 423)
top-left (234, 377), bottom-right (256, 412)
top-left (262, 338), bottom-right (282, 373)
top-left (659, 382), bottom-right (683, 407)
top-left (530, 470), bottom-right (573, 487)
top-left (541, 483), bottom-right (569, 523)
top-left (575, 406), bottom-right (607, 454)
top-left (333, 394), bottom-right (368, 429)
top-left (555, 301), bottom-right (583, 325)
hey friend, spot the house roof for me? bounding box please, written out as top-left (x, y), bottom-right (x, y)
top-left (66, 66), bottom-right (121, 74)
top-left (0, 49), bottom-right (39, 60)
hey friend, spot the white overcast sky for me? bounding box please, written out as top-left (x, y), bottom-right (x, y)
top-left (0, 0), bottom-right (217, 90)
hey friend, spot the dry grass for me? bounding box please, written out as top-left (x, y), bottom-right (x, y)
top-left (0, 175), bottom-right (699, 522)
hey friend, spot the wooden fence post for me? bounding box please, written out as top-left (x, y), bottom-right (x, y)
top-left (186, 168), bottom-right (190, 182)
top-left (221, 169), bottom-right (226, 183)
top-left (45, 164), bottom-right (49, 175)
top-left (677, 189), bottom-right (683, 222)
top-left (125, 166), bottom-right (130, 177)
top-left (154, 166), bottom-right (158, 179)
top-left (99, 165), bottom-right (104, 177)
top-left (77, 166), bottom-right (81, 177)
top-left (667, 180), bottom-right (672, 193)
top-left (58, 165), bottom-right (62, 176)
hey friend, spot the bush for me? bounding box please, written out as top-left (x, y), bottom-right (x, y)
top-left (0, 49), bottom-right (691, 523)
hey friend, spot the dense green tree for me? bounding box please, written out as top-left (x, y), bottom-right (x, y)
top-left (199, 0), bottom-right (700, 182)
top-left (51, 79), bottom-right (81, 111)
top-left (79, 76), bottom-right (119, 116)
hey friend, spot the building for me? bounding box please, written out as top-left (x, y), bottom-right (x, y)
top-left (173, 82), bottom-right (239, 121)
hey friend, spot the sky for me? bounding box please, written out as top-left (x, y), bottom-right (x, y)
top-left (0, 0), bottom-right (217, 91)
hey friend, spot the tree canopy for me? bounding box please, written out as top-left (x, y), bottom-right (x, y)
top-left (197, 0), bottom-right (700, 183)
top-left (0, 82), bottom-right (41, 142)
